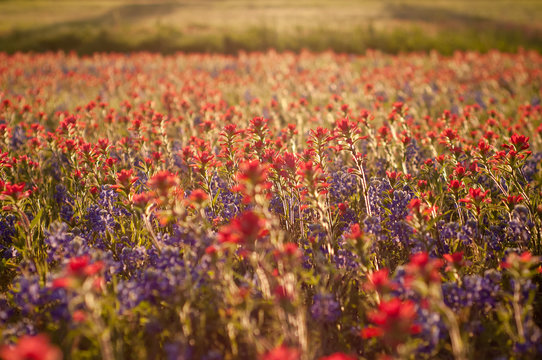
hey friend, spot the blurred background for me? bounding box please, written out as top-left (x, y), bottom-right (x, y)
top-left (0, 0), bottom-right (541, 54)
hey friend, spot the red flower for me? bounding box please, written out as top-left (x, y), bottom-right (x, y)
top-left (346, 223), bottom-right (363, 240)
top-left (132, 192), bottom-right (152, 208)
top-left (361, 298), bottom-right (420, 348)
top-left (53, 256), bottom-right (104, 289)
top-left (406, 252), bottom-right (443, 284)
top-left (116, 169), bottom-right (138, 189)
top-left (468, 187), bottom-right (490, 203)
top-left (386, 171), bottom-right (402, 186)
top-left (336, 118), bottom-right (354, 133)
top-left (417, 180), bottom-right (428, 190)
top-left (282, 243), bottom-right (301, 258)
top-left (0, 334), bottom-right (62, 360)
top-left (52, 277), bottom-right (73, 289)
top-left (0, 182), bottom-right (31, 201)
top-left (364, 268), bottom-right (397, 294)
top-left (189, 189), bottom-right (208, 204)
top-left (83, 261), bottom-right (104, 276)
top-left (501, 251), bottom-right (540, 274)
top-left (89, 186), bottom-right (99, 196)
top-left (319, 352), bottom-right (357, 360)
top-left (459, 187), bottom-right (490, 211)
top-left (408, 198), bottom-right (422, 211)
top-left (205, 245), bottom-right (218, 255)
top-left (447, 179), bottom-right (463, 193)
top-left (360, 326), bottom-right (384, 339)
top-left (477, 139), bottom-right (491, 155)
top-left (440, 128), bottom-right (458, 142)
top-left (237, 159), bottom-right (269, 186)
top-left (443, 252), bottom-right (463, 265)
top-left (72, 310), bottom-right (87, 323)
top-left (443, 252), bottom-right (464, 269)
top-left (217, 210), bottom-right (266, 245)
top-left (452, 165), bottom-right (467, 179)
top-left (510, 133), bottom-right (529, 151)
top-left (148, 170), bottom-right (179, 197)
top-left (503, 194), bottom-right (523, 209)
top-left (273, 284), bottom-right (293, 300)
top-left (261, 345), bottom-right (300, 360)
top-left (67, 255), bottom-right (90, 275)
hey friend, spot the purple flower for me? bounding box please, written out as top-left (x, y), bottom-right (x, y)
top-left (311, 293), bottom-right (341, 323)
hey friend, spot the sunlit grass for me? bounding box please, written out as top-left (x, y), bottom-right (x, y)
top-left (0, 0), bottom-right (540, 53)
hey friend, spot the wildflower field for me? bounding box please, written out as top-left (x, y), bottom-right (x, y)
top-left (0, 50), bottom-right (542, 359)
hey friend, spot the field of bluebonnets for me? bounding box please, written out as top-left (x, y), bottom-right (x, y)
top-left (0, 50), bottom-right (542, 360)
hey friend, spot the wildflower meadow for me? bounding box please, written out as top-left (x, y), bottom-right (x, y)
top-left (0, 50), bottom-right (542, 359)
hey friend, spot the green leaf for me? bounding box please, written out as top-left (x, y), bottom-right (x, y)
top-left (30, 208), bottom-right (43, 230)
top-left (212, 188), bottom-right (221, 207)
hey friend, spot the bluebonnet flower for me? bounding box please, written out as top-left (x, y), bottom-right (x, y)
top-left (45, 222), bottom-right (77, 263)
top-left (460, 219), bottom-right (478, 246)
top-left (507, 220), bottom-right (531, 247)
top-left (438, 221), bottom-right (461, 247)
top-left (307, 223), bottom-right (327, 243)
top-left (10, 125), bottom-right (26, 150)
top-left (442, 270), bottom-right (501, 312)
top-left (367, 178), bottom-right (392, 217)
top-left (328, 167), bottom-right (357, 203)
top-left (0, 298), bottom-right (14, 324)
top-left (1, 321), bottom-right (37, 341)
top-left (85, 204), bottom-right (117, 235)
top-left (54, 184), bottom-right (74, 222)
top-left (506, 205), bottom-right (533, 247)
top-left (206, 175), bottom-right (242, 221)
top-left (116, 244), bottom-right (148, 275)
top-left (202, 350), bottom-right (223, 360)
top-left (0, 214), bottom-right (17, 260)
top-left (422, 90), bottom-right (434, 108)
top-left (311, 293), bottom-right (341, 323)
top-left (364, 178), bottom-right (414, 247)
top-left (117, 240), bottom-right (211, 311)
top-left (164, 225), bottom-right (207, 250)
top-left (301, 247), bottom-right (314, 270)
top-left (98, 186), bottom-right (131, 217)
top-left (521, 151), bottom-right (541, 183)
top-left (509, 279), bottom-right (538, 306)
top-left (334, 235), bottom-right (360, 270)
top-left (8, 274), bottom-right (70, 325)
top-left (269, 194), bottom-right (284, 215)
top-left (373, 158), bottom-right (388, 178)
top-left (164, 340), bottom-right (194, 360)
top-left (392, 266), bottom-right (420, 301)
top-left (484, 224), bottom-right (506, 260)
top-left (513, 314), bottom-right (542, 356)
top-left (85, 185), bottom-right (129, 236)
top-left (405, 139), bottom-right (422, 174)
top-left (339, 208), bottom-right (358, 229)
top-left (416, 308), bottom-right (445, 354)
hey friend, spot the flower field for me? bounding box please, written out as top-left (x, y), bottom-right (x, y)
top-left (0, 50), bottom-right (542, 359)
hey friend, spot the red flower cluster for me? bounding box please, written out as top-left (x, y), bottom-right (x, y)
top-left (361, 298), bottom-right (421, 348)
top-left (261, 345), bottom-right (300, 360)
top-left (364, 269), bottom-right (397, 294)
top-left (501, 251), bottom-right (541, 277)
top-left (217, 210), bottom-right (268, 245)
top-left (0, 181), bottom-right (31, 201)
top-left (406, 252), bottom-right (443, 285)
top-left (0, 334), bottom-right (62, 360)
top-left (52, 255), bottom-right (104, 290)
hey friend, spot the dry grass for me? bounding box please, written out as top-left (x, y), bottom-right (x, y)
top-left (0, 0), bottom-right (540, 53)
